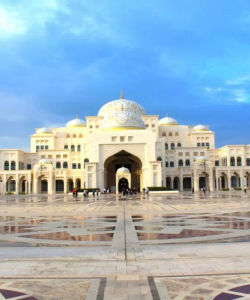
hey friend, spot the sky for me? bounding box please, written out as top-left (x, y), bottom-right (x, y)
top-left (0, 0), bottom-right (249, 150)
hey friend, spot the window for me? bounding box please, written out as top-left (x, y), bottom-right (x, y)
top-left (71, 145), bottom-right (75, 152)
top-left (63, 162), bottom-right (68, 169)
top-left (152, 124), bottom-right (155, 128)
top-left (170, 161), bottom-right (174, 167)
top-left (200, 152), bottom-right (205, 156)
top-left (64, 145), bottom-right (68, 149)
top-left (79, 134), bottom-right (83, 138)
top-left (56, 155), bottom-right (61, 158)
top-left (175, 132), bottom-right (179, 136)
top-left (165, 143), bottom-right (168, 150)
top-left (77, 145), bottom-right (81, 151)
top-left (185, 152), bottom-right (190, 156)
top-left (72, 163), bottom-right (77, 169)
top-left (66, 134), bottom-right (70, 138)
top-left (4, 161), bottom-right (9, 170)
top-left (162, 132), bottom-right (166, 137)
top-left (11, 161), bottom-right (16, 170)
top-left (56, 162), bottom-right (61, 169)
top-left (206, 142), bottom-right (210, 148)
top-left (171, 143), bottom-right (175, 150)
top-left (128, 136), bottom-right (133, 142)
top-left (247, 158), bottom-right (250, 166)
top-left (178, 159), bottom-right (183, 167)
top-left (120, 136), bottom-right (125, 142)
top-left (197, 143), bottom-right (200, 147)
top-left (201, 143), bottom-right (205, 147)
top-left (84, 158), bottom-right (89, 163)
top-left (45, 145), bottom-right (48, 150)
top-left (73, 134), bottom-right (76, 138)
top-left (96, 125), bottom-right (99, 128)
top-left (169, 132), bottom-right (172, 136)
top-left (177, 143), bottom-right (181, 147)
top-left (111, 136), bottom-right (117, 142)
top-left (215, 160), bottom-right (219, 166)
top-left (237, 156), bottom-right (242, 166)
top-left (178, 152), bottom-right (183, 156)
top-left (27, 164), bottom-right (31, 170)
top-left (48, 155), bottom-right (52, 159)
top-left (36, 146), bottom-right (40, 152)
top-left (78, 163), bottom-right (81, 169)
top-left (165, 162), bottom-right (169, 167)
top-left (194, 152), bottom-right (198, 156)
top-left (41, 145), bottom-right (44, 150)
top-left (185, 159), bottom-right (190, 167)
top-left (90, 125), bottom-right (93, 129)
top-left (157, 157), bottom-right (162, 161)
top-left (230, 157), bottom-right (235, 166)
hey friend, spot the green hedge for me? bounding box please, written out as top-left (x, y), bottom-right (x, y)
top-left (234, 187), bottom-right (242, 190)
top-left (147, 187), bottom-right (172, 191)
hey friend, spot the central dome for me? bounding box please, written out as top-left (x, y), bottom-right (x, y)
top-left (98, 96), bottom-right (146, 130)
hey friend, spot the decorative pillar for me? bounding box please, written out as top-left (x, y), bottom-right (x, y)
top-left (227, 171), bottom-right (231, 190)
top-left (34, 177), bottom-right (38, 194)
top-left (194, 170), bottom-right (199, 192)
top-left (180, 175), bottom-right (183, 192)
top-left (209, 171), bottom-right (214, 192)
top-left (64, 176), bottom-right (67, 193)
top-left (15, 177), bottom-right (19, 195)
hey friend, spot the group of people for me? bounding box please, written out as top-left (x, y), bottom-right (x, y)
top-left (72, 189), bottom-right (100, 199)
top-left (121, 187), bottom-right (138, 196)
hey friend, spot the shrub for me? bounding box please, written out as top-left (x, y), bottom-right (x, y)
top-left (234, 187), bottom-right (242, 190)
top-left (147, 187), bottom-right (172, 191)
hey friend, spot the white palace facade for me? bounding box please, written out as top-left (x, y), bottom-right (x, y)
top-left (0, 95), bottom-right (249, 194)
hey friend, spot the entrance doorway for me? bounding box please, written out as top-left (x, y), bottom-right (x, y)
top-left (41, 180), bottom-right (48, 193)
top-left (104, 150), bottom-right (142, 192)
top-left (118, 178), bottom-right (128, 192)
top-left (56, 180), bottom-right (64, 193)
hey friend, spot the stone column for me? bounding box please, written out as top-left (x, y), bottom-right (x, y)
top-left (209, 171), bottom-right (214, 192)
top-left (180, 175), bottom-right (183, 192)
top-left (64, 176), bottom-right (67, 193)
top-left (3, 174), bottom-right (7, 193)
top-left (227, 170), bottom-right (231, 190)
top-left (194, 170), bottom-right (199, 192)
top-left (15, 177), bottom-right (19, 195)
top-left (33, 176), bottom-right (38, 194)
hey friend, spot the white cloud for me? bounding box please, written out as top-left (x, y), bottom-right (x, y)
top-left (226, 74), bottom-right (250, 86)
top-left (0, 7), bottom-right (26, 35)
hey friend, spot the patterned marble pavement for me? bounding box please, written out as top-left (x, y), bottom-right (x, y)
top-left (0, 192), bottom-right (250, 299)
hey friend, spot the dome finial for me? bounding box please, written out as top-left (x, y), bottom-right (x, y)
top-left (120, 89), bottom-right (124, 111)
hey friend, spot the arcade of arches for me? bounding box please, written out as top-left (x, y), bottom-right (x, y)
top-left (104, 151), bottom-right (142, 193)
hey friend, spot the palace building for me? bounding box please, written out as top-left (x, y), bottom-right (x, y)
top-left (0, 94), bottom-right (249, 194)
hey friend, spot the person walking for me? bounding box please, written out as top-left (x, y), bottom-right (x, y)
top-left (72, 188), bottom-right (76, 198)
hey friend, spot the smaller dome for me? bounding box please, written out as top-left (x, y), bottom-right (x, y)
top-left (116, 167), bottom-right (130, 174)
top-left (193, 124), bottom-right (209, 131)
top-left (158, 115), bottom-right (178, 126)
top-left (66, 118), bottom-right (85, 128)
top-left (36, 127), bottom-right (52, 134)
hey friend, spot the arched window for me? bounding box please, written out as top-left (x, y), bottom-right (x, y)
top-left (178, 159), bottom-right (183, 167)
top-left (185, 159), bottom-right (190, 167)
top-left (56, 162), bottom-right (61, 169)
top-left (72, 163), bottom-right (77, 169)
top-left (165, 143), bottom-right (168, 150)
top-left (230, 157), bottom-right (235, 166)
top-left (11, 161), bottom-right (16, 170)
top-left (64, 145), bottom-right (68, 149)
top-left (63, 162), bottom-right (68, 169)
top-left (237, 157), bottom-right (242, 166)
top-left (4, 161), bottom-right (9, 170)
top-left (84, 158), bottom-right (89, 163)
top-left (177, 143), bottom-right (182, 147)
top-left (157, 157), bottom-right (162, 161)
top-left (247, 158), bottom-right (250, 166)
top-left (77, 145), bottom-right (81, 151)
top-left (71, 145), bottom-right (75, 152)
top-left (171, 143), bottom-right (175, 150)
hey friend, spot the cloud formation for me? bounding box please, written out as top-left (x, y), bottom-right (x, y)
top-left (0, 0), bottom-right (249, 148)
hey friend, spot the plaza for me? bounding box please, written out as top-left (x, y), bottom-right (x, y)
top-left (0, 191), bottom-right (250, 299)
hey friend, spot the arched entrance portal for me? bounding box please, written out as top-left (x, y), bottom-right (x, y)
top-left (104, 150), bottom-right (142, 193)
top-left (118, 178), bottom-right (129, 192)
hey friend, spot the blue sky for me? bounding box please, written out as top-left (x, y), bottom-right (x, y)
top-left (0, 0), bottom-right (249, 150)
